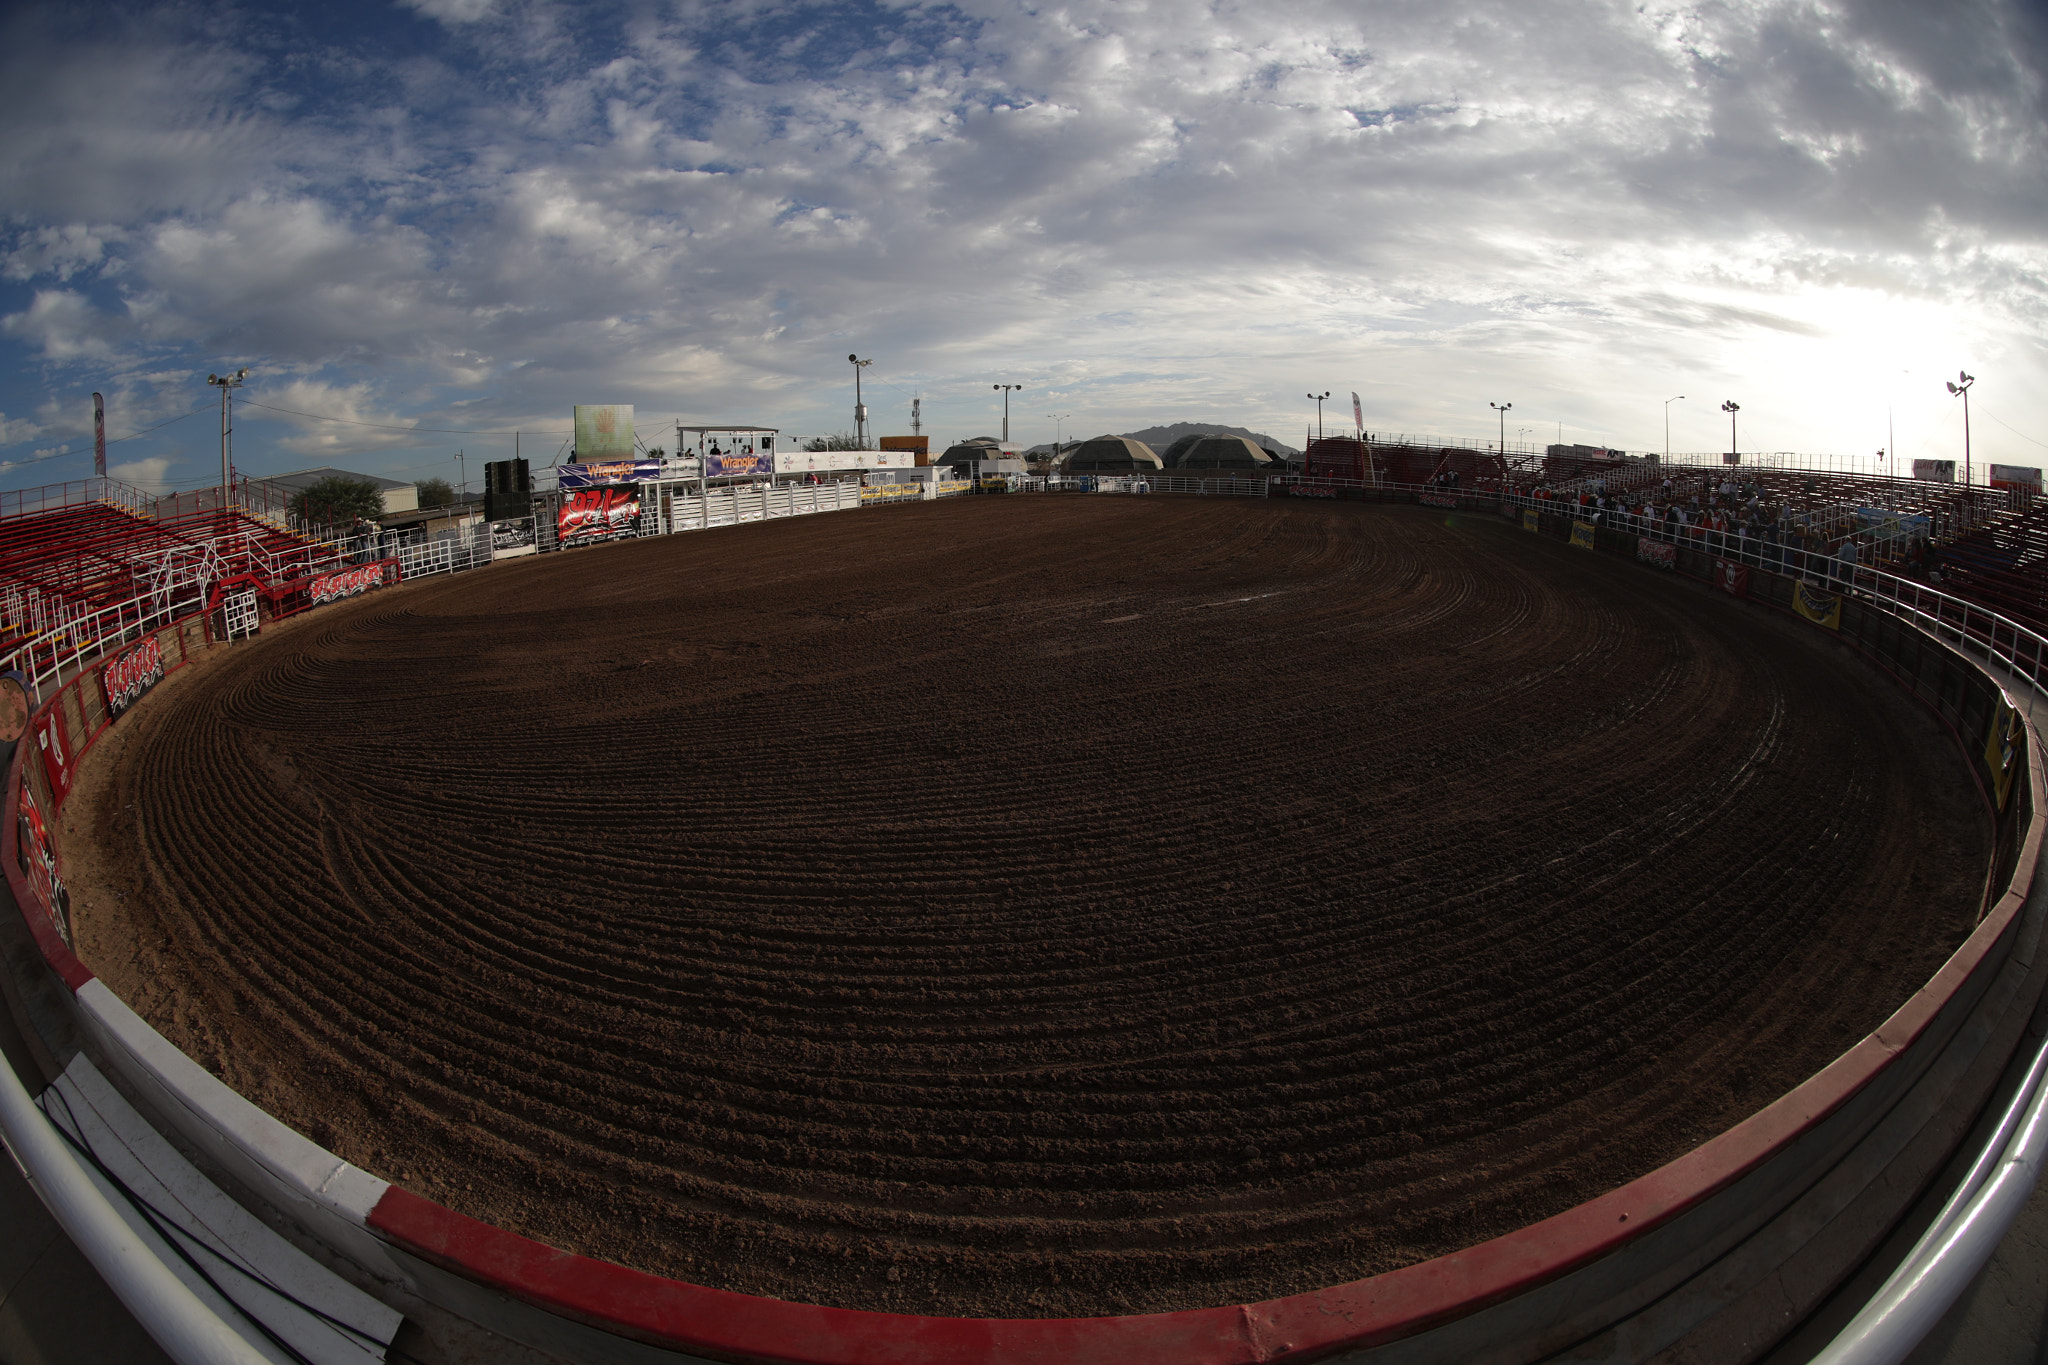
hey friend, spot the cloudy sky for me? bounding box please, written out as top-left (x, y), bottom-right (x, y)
top-left (2, 0), bottom-right (2044, 492)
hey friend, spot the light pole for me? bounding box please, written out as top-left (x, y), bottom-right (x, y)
top-left (206, 368), bottom-right (247, 508)
top-left (1307, 391), bottom-right (1331, 442)
top-left (1721, 400), bottom-right (1740, 464)
top-left (848, 354), bottom-right (872, 447)
top-left (1490, 401), bottom-right (1512, 458)
top-left (1663, 395), bottom-right (1685, 461)
top-left (1946, 371), bottom-right (1975, 486)
top-left (454, 450), bottom-right (466, 507)
top-left (1045, 412), bottom-right (1070, 468)
top-left (993, 384), bottom-right (1023, 445)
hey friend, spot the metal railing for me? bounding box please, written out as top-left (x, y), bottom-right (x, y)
top-left (0, 477), bottom-right (157, 522)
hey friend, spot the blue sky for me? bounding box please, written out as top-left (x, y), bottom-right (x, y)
top-left (3, 0), bottom-right (2045, 492)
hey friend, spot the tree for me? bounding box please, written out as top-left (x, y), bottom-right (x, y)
top-left (803, 432), bottom-right (868, 451)
top-left (416, 477), bottom-right (453, 508)
top-left (289, 476), bottom-right (384, 529)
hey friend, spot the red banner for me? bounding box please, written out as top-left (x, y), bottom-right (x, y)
top-left (1636, 537), bottom-right (1676, 568)
top-left (99, 635), bottom-right (165, 721)
top-left (311, 561), bottom-right (396, 606)
top-left (1715, 559), bottom-right (1749, 596)
top-left (16, 771), bottom-right (69, 944)
top-left (33, 705), bottom-right (74, 805)
top-left (558, 487), bottom-right (642, 543)
top-left (1420, 493), bottom-right (1457, 508)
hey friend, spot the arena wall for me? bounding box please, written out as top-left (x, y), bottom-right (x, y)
top-left (1, 495), bottom-right (2044, 1364)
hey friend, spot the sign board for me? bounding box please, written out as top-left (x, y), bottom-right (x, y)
top-left (1990, 465), bottom-right (2042, 491)
top-left (774, 451), bottom-right (917, 475)
top-left (1637, 537), bottom-right (1676, 568)
top-left (1912, 459), bottom-right (1956, 483)
top-left (557, 460), bottom-right (660, 488)
top-left (572, 405), bottom-right (635, 462)
top-left (558, 486), bottom-right (640, 544)
top-left (100, 635), bottom-right (165, 722)
top-left (310, 561), bottom-right (397, 606)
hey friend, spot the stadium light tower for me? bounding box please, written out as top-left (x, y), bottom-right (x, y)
top-left (1307, 391), bottom-right (1331, 442)
top-left (1664, 396), bottom-right (1685, 461)
top-left (1490, 401), bottom-right (1512, 458)
top-left (1046, 412), bottom-right (1070, 467)
top-left (848, 355), bottom-right (872, 447)
top-left (1721, 400), bottom-right (1741, 464)
top-left (1947, 371), bottom-right (1975, 486)
top-left (206, 368), bottom-right (248, 507)
top-left (993, 384), bottom-right (1023, 444)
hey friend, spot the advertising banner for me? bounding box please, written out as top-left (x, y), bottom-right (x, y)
top-left (32, 704), bottom-right (73, 804)
top-left (93, 392), bottom-right (106, 478)
top-left (1570, 520), bottom-right (1597, 549)
top-left (572, 405), bottom-right (635, 462)
top-left (1990, 465), bottom-right (2043, 491)
top-left (1792, 580), bottom-right (1843, 630)
top-left (556, 460), bottom-right (660, 488)
top-left (1987, 691), bottom-right (2023, 811)
top-left (706, 450), bottom-right (773, 478)
top-left (1637, 537), bottom-right (1676, 568)
top-left (1522, 509), bottom-right (1540, 532)
top-left (1351, 391), bottom-right (1364, 433)
top-left (1912, 459), bottom-right (1956, 483)
top-left (311, 561), bottom-right (397, 606)
top-left (16, 771), bottom-right (69, 946)
top-left (1420, 493), bottom-right (1457, 509)
top-left (558, 486), bottom-right (641, 544)
top-left (1714, 559), bottom-right (1749, 596)
top-left (100, 635), bottom-right (165, 722)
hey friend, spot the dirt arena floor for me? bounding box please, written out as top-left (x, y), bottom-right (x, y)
top-left (66, 495), bottom-right (1990, 1319)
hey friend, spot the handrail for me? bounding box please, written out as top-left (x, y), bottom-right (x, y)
top-left (0, 987), bottom-right (270, 1363)
top-left (1495, 484), bottom-right (2048, 1360)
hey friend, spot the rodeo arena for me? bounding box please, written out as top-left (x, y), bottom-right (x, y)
top-left (10, 398), bottom-right (2048, 1365)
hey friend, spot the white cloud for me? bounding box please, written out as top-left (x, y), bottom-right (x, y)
top-left (107, 456), bottom-right (171, 491)
top-left (0, 0), bottom-right (2043, 479)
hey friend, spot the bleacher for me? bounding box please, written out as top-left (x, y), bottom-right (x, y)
top-left (0, 480), bottom-right (337, 654)
top-left (1921, 501), bottom-right (2048, 635)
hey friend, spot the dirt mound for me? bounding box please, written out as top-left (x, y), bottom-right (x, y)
top-left (68, 497), bottom-right (1988, 1317)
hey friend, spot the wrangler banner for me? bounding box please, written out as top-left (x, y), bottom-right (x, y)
top-left (556, 459), bottom-right (660, 488)
top-left (311, 561), bottom-right (397, 607)
top-left (1570, 521), bottom-right (1597, 550)
top-left (558, 486), bottom-right (641, 544)
top-left (99, 635), bottom-right (165, 722)
top-left (1636, 537), bottom-right (1676, 568)
top-left (1792, 580), bottom-right (1842, 630)
top-left (1522, 509), bottom-right (1540, 532)
top-left (1715, 560), bottom-right (1749, 597)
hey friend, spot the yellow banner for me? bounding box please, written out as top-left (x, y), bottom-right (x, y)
top-left (1986, 693), bottom-right (2023, 811)
top-left (1792, 581), bottom-right (1842, 630)
top-left (1570, 521), bottom-right (1596, 550)
top-left (1522, 509), bottom-right (1540, 532)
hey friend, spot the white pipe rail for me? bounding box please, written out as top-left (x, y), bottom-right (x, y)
top-left (0, 1029), bottom-right (271, 1364)
top-left (1811, 1037), bottom-right (2048, 1365)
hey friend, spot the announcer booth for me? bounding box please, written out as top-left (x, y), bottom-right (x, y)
top-left (669, 425), bottom-right (779, 484)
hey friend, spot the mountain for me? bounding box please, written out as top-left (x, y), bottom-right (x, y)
top-left (1021, 421), bottom-right (1302, 457)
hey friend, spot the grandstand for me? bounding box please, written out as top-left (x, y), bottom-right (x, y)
top-left (0, 477), bottom-right (341, 663)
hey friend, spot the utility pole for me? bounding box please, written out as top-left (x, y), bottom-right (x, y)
top-left (993, 384), bottom-right (1023, 444)
top-left (849, 354), bottom-right (872, 447)
top-left (206, 369), bottom-right (247, 512)
top-left (1046, 412), bottom-right (1070, 469)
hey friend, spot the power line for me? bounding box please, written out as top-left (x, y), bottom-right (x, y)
top-left (1987, 410), bottom-right (2048, 451)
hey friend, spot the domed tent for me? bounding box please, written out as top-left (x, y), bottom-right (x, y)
top-left (937, 437), bottom-right (1004, 469)
top-left (1172, 435), bottom-right (1275, 470)
top-left (1061, 436), bottom-right (1164, 471)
